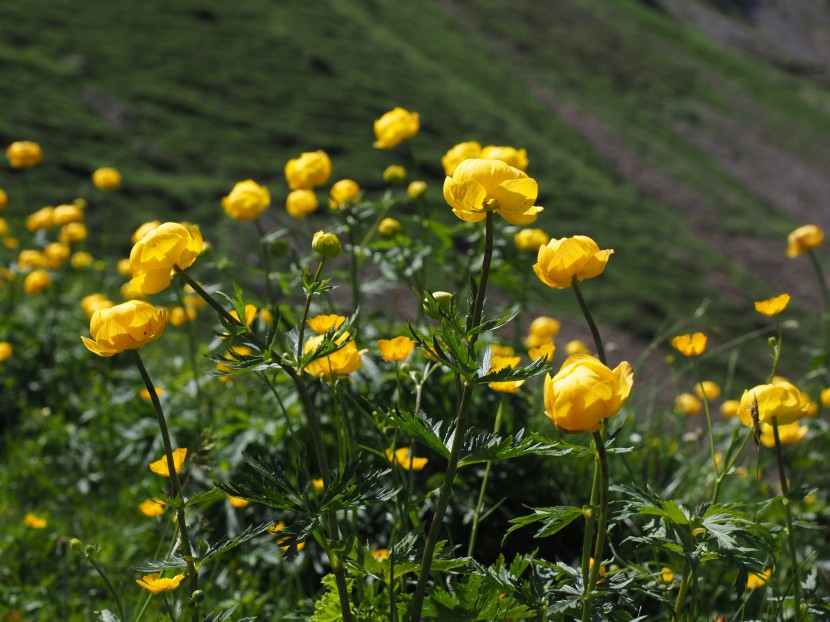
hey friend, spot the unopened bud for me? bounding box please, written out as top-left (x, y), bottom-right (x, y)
top-left (312, 231), bottom-right (342, 258)
top-left (383, 165), bottom-right (407, 184)
top-left (407, 180), bottom-right (427, 200)
top-left (84, 545), bottom-right (96, 558)
top-left (378, 217), bottom-right (402, 239)
top-left (191, 590), bottom-right (205, 603)
top-left (69, 538), bottom-right (83, 551)
top-left (423, 291), bottom-right (453, 319)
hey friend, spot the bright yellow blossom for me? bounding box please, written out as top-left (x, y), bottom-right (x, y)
top-left (6, 141), bottom-right (42, 168)
top-left (787, 225), bottom-right (823, 257)
top-left (285, 150), bottom-right (331, 190)
top-left (227, 495), bottom-right (250, 508)
top-left (670, 333), bottom-right (707, 357)
top-left (23, 513), bottom-right (47, 529)
top-left (373, 107), bottom-right (419, 149)
top-left (534, 236), bottom-right (613, 288)
top-left (138, 499), bottom-right (165, 518)
top-left (222, 180), bottom-right (270, 221)
top-left (286, 189), bottom-right (319, 218)
top-left (129, 222), bottom-right (202, 294)
top-left (136, 573), bottom-right (185, 594)
top-left (746, 568), bottom-right (771, 590)
top-left (92, 167), bottom-right (122, 190)
top-left (377, 336), bottom-right (415, 362)
top-left (480, 145), bottom-right (528, 171)
top-left (82, 300), bottom-right (165, 357)
top-left (386, 447), bottom-right (428, 471)
top-left (674, 393), bottom-right (702, 416)
top-left (307, 314), bottom-right (346, 334)
top-left (695, 381), bottom-right (721, 401)
top-left (514, 228), bottom-right (549, 252)
top-left (754, 293), bottom-right (790, 317)
top-left (148, 448), bottom-right (187, 477)
top-left (329, 179), bottom-right (361, 209)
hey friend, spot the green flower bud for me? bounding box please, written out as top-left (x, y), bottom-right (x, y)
top-left (312, 231), bottom-right (342, 258)
top-left (383, 165), bottom-right (407, 184)
top-left (191, 590), bottom-right (206, 603)
top-left (69, 538), bottom-right (83, 551)
top-left (84, 544), bottom-right (96, 558)
top-left (423, 291), bottom-right (453, 319)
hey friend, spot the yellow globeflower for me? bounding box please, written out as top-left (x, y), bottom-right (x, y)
top-left (307, 314), bottom-right (346, 333)
top-left (821, 387), bottom-right (830, 409)
top-left (659, 567), bottom-right (674, 584)
top-left (44, 243), bottom-right (70, 268)
top-left (371, 548), bottom-right (390, 562)
top-left (17, 250), bottom-right (48, 270)
top-left (746, 568), bottom-right (772, 590)
top-left (26, 206), bottom-right (55, 231)
top-left (565, 340), bottom-right (589, 356)
top-left (6, 141), bottom-right (42, 169)
top-left (441, 141), bottom-right (482, 176)
top-left (407, 180), bottom-right (427, 199)
top-left (544, 354), bottom-right (634, 434)
top-left (534, 236), bottom-right (613, 288)
top-left (528, 343), bottom-right (556, 362)
top-left (754, 293), bottom-right (790, 317)
top-left (311, 230), bottom-right (342, 258)
top-left (514, 228), bottom-right (549, 252)
top-left (737, 380), bottom-right (812, 427)
top-left (720, 400), bottom-right (740, 419)
top-left (674, 393), bottom-right (702, 416)
top-left (529, 316), bottom-right (561, 339)
top-left (304, 333), bottom-right (363, 378)
top-left (23, 513), bottom-right (47, 529)
top-left (139, 387), bottom-right (164, 401)
top-left (480, 145), bottom-right (529, 172)
top-left (80, 293), bottom-right (115, 319)
top-left (787, 224), bottom-right (823, 257)
top-left (444, 158), bottom-right (542, 225)
top-left (694, 381), bottom-right (721, 401)
top-left (131, 220), bottom-right (161, 244)
top-left (386, 447), bottom-right (428, 471)
top-left (0, 187), bottom-right (7, 210)
top-left (378, 217), bottom-right (402, 239)
top-left (169, 306), bottom-right (196, 327)
top-left (92, 167), bottom-right (122, 190)
top-left (373, 107), bottom-right (420, 150)
top-left (136, 573), bottom-right (185, 594)
top-left (0, 341), bottom-right (12, 362)
top-left (378, 336), bottom-right (415, 362)
top-left (488, 354), bottom-right (525, 393)
top-left (53, 204), bottom-right (84, 225)
top-left (120, 281), bottom-right (145, 301)
top-left (222, 180), bottom-right (270, 221)
top-left (383, 165), bottom-right (407, 184)
top-left (59, 222), bottom-right (88, 245)
top-left (759, 421), bottom-right (808, 448)
top-left (81, 300), bottom-right (166, 357)
top-left (670, 333), bottom-right (707, 357)
top-left (148, 448), bottom-right (187, 477)
top-left (23, 269), bottom-right (50, 295)
top-left (70, 251), bottom-right (94, 269)
top-left (311, 478), bottom-right (325, 491)
top-left (286, 189), bottom-right (319, 218)
top-left (229, 304), bottom-right (258, 326)
top-left (138, 499), bottom-right (165, 518)
top-left (129, 222), bottom-right (203, 294)
top-left (285, 150), bottom-right (331, 190)
top-left (227, 495), bottom-right (250, 508)
top-left (329, 179), bottom-right (361, 210)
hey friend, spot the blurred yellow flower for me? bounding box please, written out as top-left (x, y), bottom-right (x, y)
top-left (268, 521), bottom-right (306, 552)
top-left (0, 341), bottom-right (12, 362)
top-left (148, 448), bottom-right (187, 478)
top-left (6, 141), bottom-right (42, 168)
top-left (44, 243), bottom-right (70, 268)
top-left (17, 250), bottom-right (48, 270)
top-left (480, 145), bottom-right (528, 172)
top-left (92, 167), bottom-right (122, 190)
top-left (525, 316), bottom-right (560, 349)
top-left (222, 180), bottom-right (270, 221)
top-left (565, 340), bottom-right (589, 356)
top-left (759, 421), bottom-right (808, 448)
top-left (674, 393), bottom-right (702, 416)
top-left (386, 447), bottom-right (428, 471)
top-left (81, 293), bottom-right (114, 319)
top-left (373, 107), bottom-right (419, 149)
top-left (59, 222), bottom-right (88, 244)
top-left (138, 499), bottom-right (165, 517)
top-left (383, 165), bottom-right (407, 184)
top-left (130, 222), bottom-right (203, 294)
top-left (23, 513), bottom-right (47, 529)
top-left (407, 180), bottom-right (427, 199)
top-left (230, 304), bottom-right (258, 327)
top-left (131, 220), bottom-right (161, 244)
top-left (304, 333), bottom-right (362, 378)
top-left (311, 478), bottom-right (324, 491)
top-left (737, 380), bottom-right (812, 426)
top-left (488, 354), bottom-right (525, 393)
top-left (534, 236), bottom-right (613, 288)
top-left (659, 567), bottom-right (674, 584)
top-left (0, 187), bottom-right (6, 210)
top-left (441, 141), bottom-right (481, 176)
top-left (120, 281), bottom-right (145, 301)
top-left (377, 336), bottom-right (415, 362)
top-left (372, 548), bottom-right (390, 562)
top-left (285, 189), bottom-right (319, 218)
top-left (53, 204), bottom-right (84, 226)
top-left (139, 387), bottom-right (164, 401)
top-left (169, 306), bottom-right (197, 327)
top-left (70, 251), bottom-right (94, 269)
top-left (670, 333), bottom-right (707, 357)
top-left (82, 300), bottom-right (166, 357)
top-left (136, 573), bottom-right (185, 594)
top-left (378, 217), bottom-right (402, 239)
top-left (754, 293), bottom-right (790, 317)
top-left (227, 495), bottom-right (250, 508)
top-left (3, 237), bottom-right (18, 249)
top-left (695, 380), bottom-right (721, 401)
top-left (514, 228), bottom-right (549, 252)
top-left (720, 399), bottom-right (740, 419)
top-left (329, 179), bottom-right (361, 209)
top-left (787, 224), bottom-right (823, 257)
top-left (528, 342), bottom-right (556, 362)
top-left (746, 568), bottom-right (771, 590)
top-left (26, 206), bottom-right (55, 231)
top-left (821, 387), bottom-right (830, 409)
top-left (23, 269), bottom-right (50, 295)
top-left (285, 150), bottom-right (331, 190)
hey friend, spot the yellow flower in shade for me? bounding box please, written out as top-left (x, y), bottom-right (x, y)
top-left (488, 354), bottom-right (525, 393)
top-left (227, 495), bottom-right (250, 508)
top-left (285, 150), bottom-right (332, 190)
top-left (737, 380), bottom-right (812, 427)
top-left (230, 304), bottom-right (258, 326)
top-left (378, 217), bottom-right (402, 239)
top-left (259, 308), bottom-right (273, 325)
top-left (129, 222), bottom-right (203, 294)
top-left (755, 294), bottom-right (790, 317)
top-left (307, 314), bottom-right (346, 334)
top-left (81, 293), bottom-right (114, 319)
top-left (529, 343), bottom-right (556, 362)
top-left (169, 306), bottom-right (197, 327)
top-left (131, 220), bottom-right (161, 244)
top-left (53, 204), bottom-right (84, 225)
top-left (222, 180), bottom-right (270, 221)
top-left (0, 342), bottom-right (12, 362)
top-left (0, 187), bottom-right (6, 210)
top-left (407, 180), bottom-right (427, 199)
top-left (674, 393), bottom-right (702, 416)
top-left (441, 141), bottom-right (482, 176)
top-left (329, 179), bottom-right (361, 210)
top-left (136, 573), bottom-right (185, 594)
top-left (26, 206), bottom-right (55, 231)
top-left (82, 300), bottom-right (166, 357)
top-left (515, 228), bottom-right (550, 252)
top-left (149, 448), bottom-right (187, 477)
top-left (565, 340), bottom-right (589, 356)
top-left (44, 243), bottom-right (70, 268)
top-left (804, 394), bottom-right (818, 418)
top-left (371, 548), bottom-right (390, 562)
top-left (721, 399), bottom-right (740, 419)
top-left (71, 251), bottom-right (94, 269)
top-left (530, 316), bottom-right (561, 339)
top-left (746, 568), bottom-right (771, 590)
top-left (115, 258), bottom-right (132, 277)
top-left (444, 159), bottom-right (543, 225)
top-left (821, 387), bottom-right (830, 409)
top-left (383, 165), bottom-right (407, 184)
top-left (386, 447), bottom-right (428, 471)
top-left (311, 478), bottom-right (325, 491)
top-left (120, 281), bottom-right (145, 301)
top-left (670, 333), bottom-right (707, 357)
top-left (7, 141), bottom-right (42, 168)
top-left (304, 333), bottom-right (363, 378)
top-left (23, 513), bottom-right (47, 529)
top-left (787, 225), bottom-right (823, 257)
top-left (373, 107), bottom-right (420, 149)
top-left (138, 499), bottom-right (165, 517)
top-left (480, 145), bottom-right (529, 172)
top-left (377, 336), bottom-right (415, 362)
top-left (183, 285), bottom-right (206, 310)
top-left (92, 167), bottom-right (122, 190)
top-left (694, 381), bottom-right (721, 401)
top-left (659, 567), bottom-right (674, 584)
top-left (286, 189), bottom-right (319, 218)
top-left (534, 236), bottom-right (613, 288)
top-left (139, 387), bottom-right (164, 401)
top-left (268, 521), bottom-right (306, 552)
top-left (544, 355), bottom-right (634, 434)
top-left (759, 421), bottom-right (808, 448)
top-left (23, 269), bottom-right (50, 295)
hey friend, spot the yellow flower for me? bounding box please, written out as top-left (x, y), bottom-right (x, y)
top-left (44, 243), bottom-right (70, 268)
top-left (120, 281), bottom-right (145, 301)
top-left (670, 333), bottom-right (707, 357)
top-left (312, 231), bottom-right (342, 258)
top-left (26, 206), bottom-right (55, 231)
top-left (268, 521), bottom-right (306, 552)
top-left (216, 345), bottom-right (253, 381)
top-left (407, 180), bottom-right (427, 199)
top-left (0, 187), bottom-right (6, 210)
top-left (82, 300), bottom-right (166, 357)
top-left (694, 380), bottom-right (721, 401)
top-left (230, 304), bottom-right (258, 326)
top-left (129, 222), bottom-right (203, 294)
top-left (383, 165), bottom-right (407, 184)
top-left (259, 308), bottom-right (273, 325)
top-left (534, 236), bottom-right (613, 288)
top-left (674, 393), bottom-right (702, 416)
top-left (377, 336), bottom-right (415, 362)
top-left (371, 548), bottom-right (389, 562)
top-left (544, 355), bottom-right (633, 434)
top-left (80, 293), bottom-right (114, 319)
top-left (58, 222), bottom-right (88, 244)
top-left (737, 380), bottom-right (812, 426)
top-left (488, 354), bottom-right (525, 393)
top-left (139, 387), bottom-right (164, 401)
top-left (0, 217), bottom-right (7, 235)
top-left (528, 343), bottom-right (556, 362)
top-left (23, 513), bottom-right (47, 529)
top-left (821, 387), bottom-right (830, 409)
top-left (17, 250), bottom-right (46, 270)
top-left (755, 293), bottom-right (790, 317)
top-left (386, 447), bottom-right (428, 471)
top-left (23, 269), bottom-right (50, 295)
top-left (71, 251), bottom-right (94, 269)
top-left (92, 167), bottom-right (122, 190)
top-left (441, 141), bottom-right (482, 176)
top-left (746, 568), bottom-right (771, 590)
top-left (721, 399), bottom-right (740, 419)
top-left (222, 180), bottom-right (270, 221)
top-left (0, 341), bottom-right (12, 362)
top-left (131, 220), bottom-right (161, 244)
top-left (444, 158), bottom-right (542, 225)
top-left (169, 306), bottom-right (197, 327)
top-left (304, 333), bottom-right (362, 378)
top-left (3, 236), bottom-right (19, 249)
top-left (6, 141), bottom-right (42, 168)
top-left (529, 316), bottom-right (561, 339)
top-left (787, 224), bottom-right (823, 257)
top-left (311, 478), bottom-right (325, 491)
top-left (480, 145), bottom-right (528, 172)
top-left (285, 150), bottom-right (331, 190)
top-left (286, 189), bottom-right (319, 218)
top-left (514, 228), bottom-right (550, 252)
top-left (329, 179), bottom-right (361, 209)
top-left (53, 204), bottom-right (84, 225)
top-left (659, 567), bottom-right (674, 584)
top-left (138, 499), bottom-right (165, 517)
top-left (148, 448), bottom-right (187, 477)
top-left (378, 217), bottom-right (402, 239)
top-left (565, 340), bottom-right (589, 356)
top-left (136, 573), bottom-right (185, 594)
top-left (759, 421), bottom-right (808, 448)
top-left (227, 495), bottom-right (250, 508)
top-left (373, 107), bottom-right (420, 149)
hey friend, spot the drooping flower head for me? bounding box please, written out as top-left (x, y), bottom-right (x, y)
top-left (129, 222), bottom-right (203, 294)
top-left (222, 180), bottom-right (270, 221)
top-left (373, 107), bottom-right (419, 149)
top-left (534, 236), bottom-right (613, 288)
top-left (786, 224), bottom-right (823, 257)
top-left (82, 300), bottom-right (167, 357)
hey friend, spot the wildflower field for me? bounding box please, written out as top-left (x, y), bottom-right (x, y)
top-left (4, 2), bottom-right (830, 622)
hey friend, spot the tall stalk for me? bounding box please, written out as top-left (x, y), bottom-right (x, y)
top-left (807, 249), bottom-right (830, 370)
top-left (772, 418), bottom-right (802, 620)
top-left (467, 396), bottom-right (504, 557)
top-left (581, 430), bottom-right (609, 622)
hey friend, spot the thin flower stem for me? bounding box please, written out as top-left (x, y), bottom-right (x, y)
top-left (711, 429), bottom-right (752, 505)
top-left (255, 217), bottom-right (275, 307)
top-left (772, 418), bottom-right (802, 620)
top-left (693, 363), bottom-right (720, 482)
top-left (468, 396), bottom-right (504, 557)
top-left (571, 278), bottom-right (605, 365)
top-left (87, 556), bottom-right (126, 622)
top-left (768, 318), bottom-right (783, 382)
top-left (297, 259), bottom-right (326, 361)
top-left (580, 466), bottom-right (600, 592)
top-left (581, 430), bottom-right (610, 622)
top-left (808, 249), bottom-right (830, 369)
top-left (673, 562), bottom-right (691, 622)
top-left (410, 212), bottom-right (494, 622)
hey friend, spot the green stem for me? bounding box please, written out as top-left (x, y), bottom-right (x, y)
top-left (692, 364), bottom-right (720, 484)
top-left (768, 318), bottom-right (783, 383)
top-left (88, 557), bottom-right (127, 622)
top-left (580, 465), bottom-right (600, 593)
top-left (467, 396), bottom-right (503, 557)
top-left (772, 418), bottom-right (802, 620)
top-left (571, 278), bottom-right (605, 365)
top-left (807, 249), bottom-right (830, 369)
top-left (711, 429), bottom-right (752, 504)
top-left (673, 562), bottom-right (691, 622)
top-left (581, 431), bottom-right (609, 622)
top-left (297, 259), bottom-right (326, 361)
top-left (410, 212), bottom-right (494, 622)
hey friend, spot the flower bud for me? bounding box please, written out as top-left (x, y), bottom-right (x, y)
top-left (191, 590), bottom-right (205, 603)
top-left (378, 217), bottom-right (401, 239)
top-left (69, 538), bottom-right (83, 551)
top-left (312, 231), bottom-right (342, 258)
top-left (423, 291), bottom-right (453, 319)
top-left (383, 165), bottom-right (407, 184)
top-left (407, 180), bottom-right (427, 200)
top-left (84, 545), bottom-right (96, 558)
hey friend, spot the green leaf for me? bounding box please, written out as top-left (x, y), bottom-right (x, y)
top-left (504, 506), bottom-right (584, 542)
top-left (310, 574), bottom-right (354, 622)
top-left (382, 409), bottom-right (452, 460)
top-left (185, 487), bottom-right (225, 508)
top-left (457, 429), bottom-right (575, 467)
top-left (196, 521), bottom-right (273, 566)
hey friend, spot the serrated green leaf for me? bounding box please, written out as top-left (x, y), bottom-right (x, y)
top-left (504, 506), bottom-right (584, 542)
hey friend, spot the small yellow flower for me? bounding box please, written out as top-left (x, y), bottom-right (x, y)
top-left (120, 281), bottom-right (145, 301)
top-left (312, 231), bottom-right (342, 258)
top-left (129, 222), bottom-right (203, 294)
top-left (138, 499), bottom-right (165, 517)
top-left (720, 399), bottom-right (740, 419)
top-left (285, 189), bottom-right (319, 218)
top-left (377, 336), bottom-right (415, 362)
top-left (222, 180), bottom-right (270, 221)
top-left (70, 251), bottom-right (94, 269)
top-left (0, 187), bottom-right (6, 210)
top-left (0, 341), bottom-right (12, 362)
top-left (480, 145), bottom-right (528, 172)
top-left (746, 568), bottom-right (771, 590)
top-left (386, 447), bottom-right (428, 471)
top-left (6, 141), bottom-right (42, 168)
top-left (23, 513), bottom-right (47, 529)
top-left (92, 167), bottom-right (122, 190)
top-left (787, 225), bottom-right (823, 257)
top-left (534, 236), bottom-right (613, 288)
top-left (82, 300), bottom-right (166, 357)
top-left (169, 306), bottom-right (197, 327)
top-left (304, 333), bottom-right (362, 378)
top-left (694, 380), bottom-right (721, 401)
top-left (329, 179), bottom-right (361, 210)
top-left (407, 180), bottom-right (427, 199)
top-left (371, 548), bottom-right (390, 562)
top-left (285, 150), bottom-right (331, 190)
top-left (383, 165), bottom-right (407, 184)
top-left (139, 387), bottom-right (164, 401)
top-left (759, 421), bottom-right (808, 448)
top-left (131, 220), bottom-right (161, 244)
top-left (311, 478), bottom-right (325, 491)
top-left (52, 204), bottom-right (84, 225)
top-left (524, 316), bottom-right (560, 349)
top-left (373, 107), bottom-right (419, 150)
top-left (259, 308), bottom-right (273, 325)
top-left (670, 333), bottom-right (707, 357)
top-left (44, 242), bottom-right (70, 268)
top-left (268, 521), bottom-right (306, 552)
top-left (565, 340), bottom-right (589, 356)
top-left (528, 343), bottom-right (556, 362)
top-left (674, 393), bottom-right (702, 416)
top-left (148, 448), bottom-right (187, 478)
top-left (514, 228), bottom-right (549, 252)
top-left (659, 567), bottom-right (674, 584)
top-left (26, 206), bottom-right (55, 231)
top-left (754, 293), bottom-right (790, 317)
top-left (229, 304), bottom-right (258, 326)
top-left (488, 355), bottom-right (525, 393)
top-left (821, 387), bottom-right (830, 409)
top-left (378, 217), bottom-right (402, 239)
top-left (441, 141), bottom-right (482, 176)
top-left (136, 573), bottom-right (185, 594)
top-left (227, 495), bottom-right (250, 508)
top-left (307, 314), bottom-right (346, 334)
top-left (23, 269), bottom-right (50, 295)
top-left (490, 344), bottom-right (515, 357)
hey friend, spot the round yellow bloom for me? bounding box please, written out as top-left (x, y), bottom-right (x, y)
top-left (528, 343), bottom-right (556, 362)
top-left (307, 314), bottom-right (346, 333)
top-left (754, 293), bottom-right (790, 317)
top-left (23, 269), bottom-right (50, 295)
top-left (0, 187), bottom-right (7, 210)
top-left (6, 141), bottom-right (42, 169)
top-left (659, 567), bottom-right (674, 584)
top-left (565, 340), bottom-right (589, 356)
top-left (81, 293), bottom-right (114, 319)
top-left (670, 333), bottom-right (707, 357)
top-left (759, 421), bottom-right (808, 448)
top-left (169, 306), bottom-right (197, 327)
top-left (378, 217), bottom-right (402, 239)
top-left (441, 141), bottom-right (482, 176)
top-left (311, 478), bottom-right (325, 490)
top-left (26, 206), bottom-right (55, 231)
top-left (116, 258), bottom-right (132, 277)
top-left (286, 189), bottom-right (319, 218)
top-left (490, 344), bottom-right (515, 357)
top-left (53, 204), bottom-right (84, 225)
top-left (92, 167), bottom-right (122, 190)
top-left (515, 228), bottom-right (550, 252)
top-left (787, 224), bottom-right (823, 257)
top-left (58, 222), bottom-right (87, 245)
top-left (529, 316), bottom-right (561, 340)
top-left (23, 513), bottom-right (47, 529)
top-left (3, 237), bottom-right (19, 249)
top-left (746, 569), bottom-right (771, 590)
top-left (149, 448), bottom-right (187, 477)
top-left (0, 342), bottom-right (12, 362)
top-left (544, 355), bottom-right (633, 433)
top-left (674, 393), bottom-right (702, 416)
top-left (821, 387), bottom-right (830, 409)
top-left (131, 220), bottom-right (161, 244)
top-left (737, 380), bottom-right (812, 426)
top-left (383, 165), bottom-right (407, 184)
top-left (480, 145), bottom-right (528, 172)
top-left (373, 107), bottom-right (420, 150)
top-left (44, 243), bottom-right (70, 268)
top-left (407, 180), bottom-right (427, 199)
top-left (222, 180), bottom-right (270, 221)
top-left (259, 308), bottom-right (273, 325)
top-left (285, 150), bottom-right (331, 190)
top-left (694, 380), bottom-right (721, 401)
top-left (329, 179), bottom-right (361, 209)
top-left (312, 230), bottom-right (342, 258)
top-left (227, 495), bottom-right (250, 508)
top-left (444, 159), bottom-right (542, 225)
top-left (229, 304), bottom-right (258, 327)
top-left (378, 336), bottom-right (415, 362)
top-left (129, 222), bottom-right (203, 294)
top-left (534, 236), bottom-right (613, 288)
top-left (120, 281), bottom-right (145, 301)
top-left (721, 399), bottom-right (740, 419)
top-left (386, 447), bottom-right (428, 471)
top-left (70, 252), bottom-right (94, 270)
top-left (304, 333), bottom-right (362, 378)
top-left (139, 387), bottom-right (164, 401)
top-left (81, 300), bottom-right (166, 357)
top-left (136, 572), bottom-right (185, 594)
top-left (138, 499), bottom-right (165, 517)
top-left (488, 355), bottom-right (525, 393)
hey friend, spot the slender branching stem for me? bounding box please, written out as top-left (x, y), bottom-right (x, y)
top-left (572, 278), bottom-right (605, 365)
top-left (673, 561), bottom-right (691, 622)
top-left (581, 430), bottom-right (610, 622)
top-left (87, 555), bottom-right (126, 622)
top-left (692, 364), bottom-right (720, 485)
top-left (297, 259), bottom-right (326, 361)
top-left (772, 418), bottom-right (802, 620)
